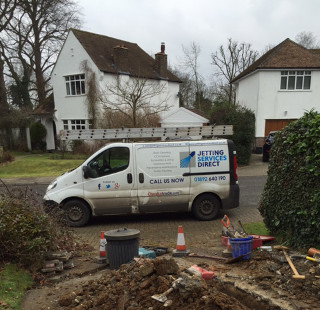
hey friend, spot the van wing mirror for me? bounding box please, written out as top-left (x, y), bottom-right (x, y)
top-left (83, 166), bottom-right (90, 179)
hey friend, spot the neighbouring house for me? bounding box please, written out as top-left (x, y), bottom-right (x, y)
top-left (161, 107), bottom-right (209, 128)
top-left (35, 28), bottom-right (181, 150)
top-left (232, 38), bottom-right (320, 150)
top-left (161, 107), bottom-right (210, 139)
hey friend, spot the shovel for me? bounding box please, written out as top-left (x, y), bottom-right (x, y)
top-left (151, 277), bottom-right (182, 303)
top-left (151, 286), bottom-right (174, 303)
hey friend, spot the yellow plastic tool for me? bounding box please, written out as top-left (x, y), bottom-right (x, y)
top-left (306, 256), bottom-right (320, 263)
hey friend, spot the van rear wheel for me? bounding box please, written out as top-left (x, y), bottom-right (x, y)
top-left (63, 199), bottom-right (91, 227)
top-left (192, 194), bottom-right (220, 221)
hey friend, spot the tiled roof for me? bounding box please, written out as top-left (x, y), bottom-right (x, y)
top-left (71, 29), bottom-right (181, 83)
top-left (33, 94), bottom-right (55, 115)
top-left (232, 38), bottom-right (320, 83)
top-left (185, 107), bottom-right (209, 119)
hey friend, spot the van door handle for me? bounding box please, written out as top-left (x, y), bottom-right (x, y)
top-left (127, 173), bottom-right (133, 184)
top-left (139, 173), bottom-right (144, 183)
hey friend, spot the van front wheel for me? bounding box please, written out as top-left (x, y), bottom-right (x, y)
top-left (63, 199), bottom-right (91, 227)
top-left (192, 194), bottom-right (220, 221)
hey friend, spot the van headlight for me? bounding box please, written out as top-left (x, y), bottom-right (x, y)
top-left (47, 180), bottom-right (57, 192)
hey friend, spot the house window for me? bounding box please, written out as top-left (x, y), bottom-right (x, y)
top-left (280, 71), bottom-right (311, 90)
top-left (63, 119), bottom-right (92, 130)
top-left (65, 74), bottom-right (85, 95)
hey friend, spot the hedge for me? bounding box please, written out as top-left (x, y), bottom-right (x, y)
top-left (210, 104), bottom-right (255, 165)
top-left (259, 110), bottom-right (320, 248)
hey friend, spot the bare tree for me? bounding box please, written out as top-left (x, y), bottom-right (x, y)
top-left (101, 75), bottom-right (170, 128)
top-left (211, 38), bottom-right (258, 105)
top-left (0, 0), bottom-right (81, 108)
top-left (0, 0), bottom-right (17, 112)
top-left (180, 42), bottom-right (206, 109)
top-left (0, 0), bottom-right (18, 148)
top-left (102, 109), bottom-right (160, 128)
top-left (295, 31), bottom-right (320, 49)
top-left (170, 67), bottom-right (193, 108)
top-left (0, 0), bottom-right (17, 32)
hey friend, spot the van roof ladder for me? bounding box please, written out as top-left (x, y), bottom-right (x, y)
top-left (59, 125), bottom-right (233, 141)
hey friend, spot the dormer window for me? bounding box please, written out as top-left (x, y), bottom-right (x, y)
top-left (65, 74), bottom-right (85, 95)
top-left (280, 71), bottom-right (311, 90)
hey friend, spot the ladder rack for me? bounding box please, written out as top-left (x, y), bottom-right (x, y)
top-left (60, 125), bottom-right (233, 141)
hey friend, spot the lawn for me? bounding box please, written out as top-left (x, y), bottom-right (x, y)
top-left (0, 264), bottom-right (33, 310)
top-left (0, 153), bottom-right (86, 178)
top-left (242, 221), bottom-right (270, 236)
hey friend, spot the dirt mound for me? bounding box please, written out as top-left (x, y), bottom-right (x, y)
top-left (21, 251), bottom-right (320, 310)
top-left (56, 257), bottom-right (272, 310)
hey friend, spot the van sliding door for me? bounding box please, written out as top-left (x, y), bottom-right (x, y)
top-left (135, 142), bottom-right (191, 213)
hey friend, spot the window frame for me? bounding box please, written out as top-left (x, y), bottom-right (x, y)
top-left (63, 119), bottom-right (92, 130)
top-left (280, 70), bottom-right (311, 91)
top-left (65, 74), bottom-right (86, 96)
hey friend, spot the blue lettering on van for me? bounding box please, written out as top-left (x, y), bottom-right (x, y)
top-left (196, 150), bottom-right (227, 167)
top-left (98, 184), bottom-right (101, 190)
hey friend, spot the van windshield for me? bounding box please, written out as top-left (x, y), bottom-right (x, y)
top-left (86, 147), bottom-right (130, 178)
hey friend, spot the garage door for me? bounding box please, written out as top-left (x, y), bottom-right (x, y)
top-left (264, 119), bottom-right (296, 137)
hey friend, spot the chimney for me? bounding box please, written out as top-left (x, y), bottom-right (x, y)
top-left (154, 42), bottom-right (167, 78)
top-left (113, 45), bottom-right (129, 72)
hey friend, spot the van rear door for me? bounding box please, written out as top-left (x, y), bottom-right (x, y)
top-left (135, 142), bottom-right (191, 213)
top-left (188, 140), bottom-right (231, 199)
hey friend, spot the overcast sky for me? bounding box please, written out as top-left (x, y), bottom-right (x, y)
top-left (77, 0), bottom-right (320, 80)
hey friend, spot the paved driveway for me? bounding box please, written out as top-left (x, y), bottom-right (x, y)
top-left (74, 155), bottom-right (268, 253)
top-left (1, 154), bottom-right (269, 254)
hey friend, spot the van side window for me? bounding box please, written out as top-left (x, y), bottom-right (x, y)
top-left (87, 147), bottom-right (129, 178)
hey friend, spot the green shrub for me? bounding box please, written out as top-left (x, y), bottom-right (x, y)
top-left (30, 122), bottom-right (47, 151)
top-left (210, 104), bottom-right (255, 165)
top-left (259, 110), bottom-right (320, 248)
top-left (0, 191), bottom-right (72, 271)
top-left (0, 151), bottom-right (14, 164)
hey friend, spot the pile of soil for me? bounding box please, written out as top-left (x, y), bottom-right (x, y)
top-left (21, 251), bottom-right (320, 310)
top-left (56, 257), bottom-right (264, 310)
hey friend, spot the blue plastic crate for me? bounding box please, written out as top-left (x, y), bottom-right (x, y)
top-left (229, 236), bottom-right (253, 260)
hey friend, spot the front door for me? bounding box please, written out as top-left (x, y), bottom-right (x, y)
top-left (135, 142), bottom-right (191, 213)
top-left (83, 145), bottom-right (134, 215)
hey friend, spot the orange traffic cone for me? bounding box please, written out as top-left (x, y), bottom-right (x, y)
top-left (172, 225), bottom-right (190, 257)
top-left (99, 231), bottom-right (106, 257)
top-left (94, 231), bottom-right (108, 264)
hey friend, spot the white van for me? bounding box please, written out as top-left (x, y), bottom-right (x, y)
top-left (44, 139), bottom-right (239, 226)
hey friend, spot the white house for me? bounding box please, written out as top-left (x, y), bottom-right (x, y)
top-left (232, 38), bottom-right (320, 149)
top-left (38, 29), bottom-right (181, 150)
top-left (161, 107), bottom-right (209, 127)
top-left (161, 107), bottom-right (209, 139)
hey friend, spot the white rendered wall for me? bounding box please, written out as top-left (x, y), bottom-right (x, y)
top-left (51, 31), bottom-right (180, 135)
top-left (236, 70), bottom-right (320, 137)
top-left (161, 107), bottom-right (208, 127)
top-left (100, 74), bottom-right (180, 120)
top-left (51, 31), bottom-right (101, 135)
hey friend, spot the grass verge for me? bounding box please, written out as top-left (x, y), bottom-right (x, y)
top-left (242, 221), bottom-right (270, 236)
top-left (0, 264), bottom-right (33, 310)
top-left (0, 153), bottom-right (85, 178)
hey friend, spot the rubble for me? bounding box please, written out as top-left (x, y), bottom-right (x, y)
top-left (21, 248), bottom-right (320, 310)
top-left (41, 251), bottom-right (74, 274)
top-left (55, 256), bottom-right (277, 310)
